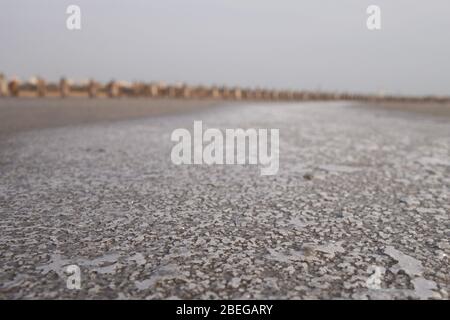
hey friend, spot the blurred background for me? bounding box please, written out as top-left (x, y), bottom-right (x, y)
top-left (1, 0), bottom-right (450, 96)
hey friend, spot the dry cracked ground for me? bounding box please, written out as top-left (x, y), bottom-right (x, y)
top-left (0, 101), bottom-right (449, 299)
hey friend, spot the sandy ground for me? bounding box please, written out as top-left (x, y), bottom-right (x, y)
top-left (360, 101), bottom-right (450, 119)
top-left (0, 98), bottom-right (223, 139)
top-left (0, 99), bottom-right (449, 299)
top-left (1, 98), bottom-right (450, 139)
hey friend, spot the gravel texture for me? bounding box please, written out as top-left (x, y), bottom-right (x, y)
top-left (0, 101), bottom-right (449, 299)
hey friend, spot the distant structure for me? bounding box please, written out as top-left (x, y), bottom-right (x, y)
top-left (88, 79), bottom-right (99, 98)
top-left (59, 78), bottom-right (70, 97)
top-left (36, 78), bottom-right (46, 97)
top-left (0, 73), bottom-right (7, 96)
top-left (8, 78), bottom-right (20, 97)
top-left (0, 72), bottom-right (448, 103)
top-left (107, 81), bottom-right (120, 98)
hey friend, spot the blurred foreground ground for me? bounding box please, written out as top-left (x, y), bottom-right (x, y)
top-left (0, 99), bottom-right (449, 299)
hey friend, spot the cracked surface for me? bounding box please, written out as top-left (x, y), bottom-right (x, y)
top-left (0, 101), bottom-right (449, 299)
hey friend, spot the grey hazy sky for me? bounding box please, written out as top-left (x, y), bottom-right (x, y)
top-left (1, 0), bottom-right (449, 95)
